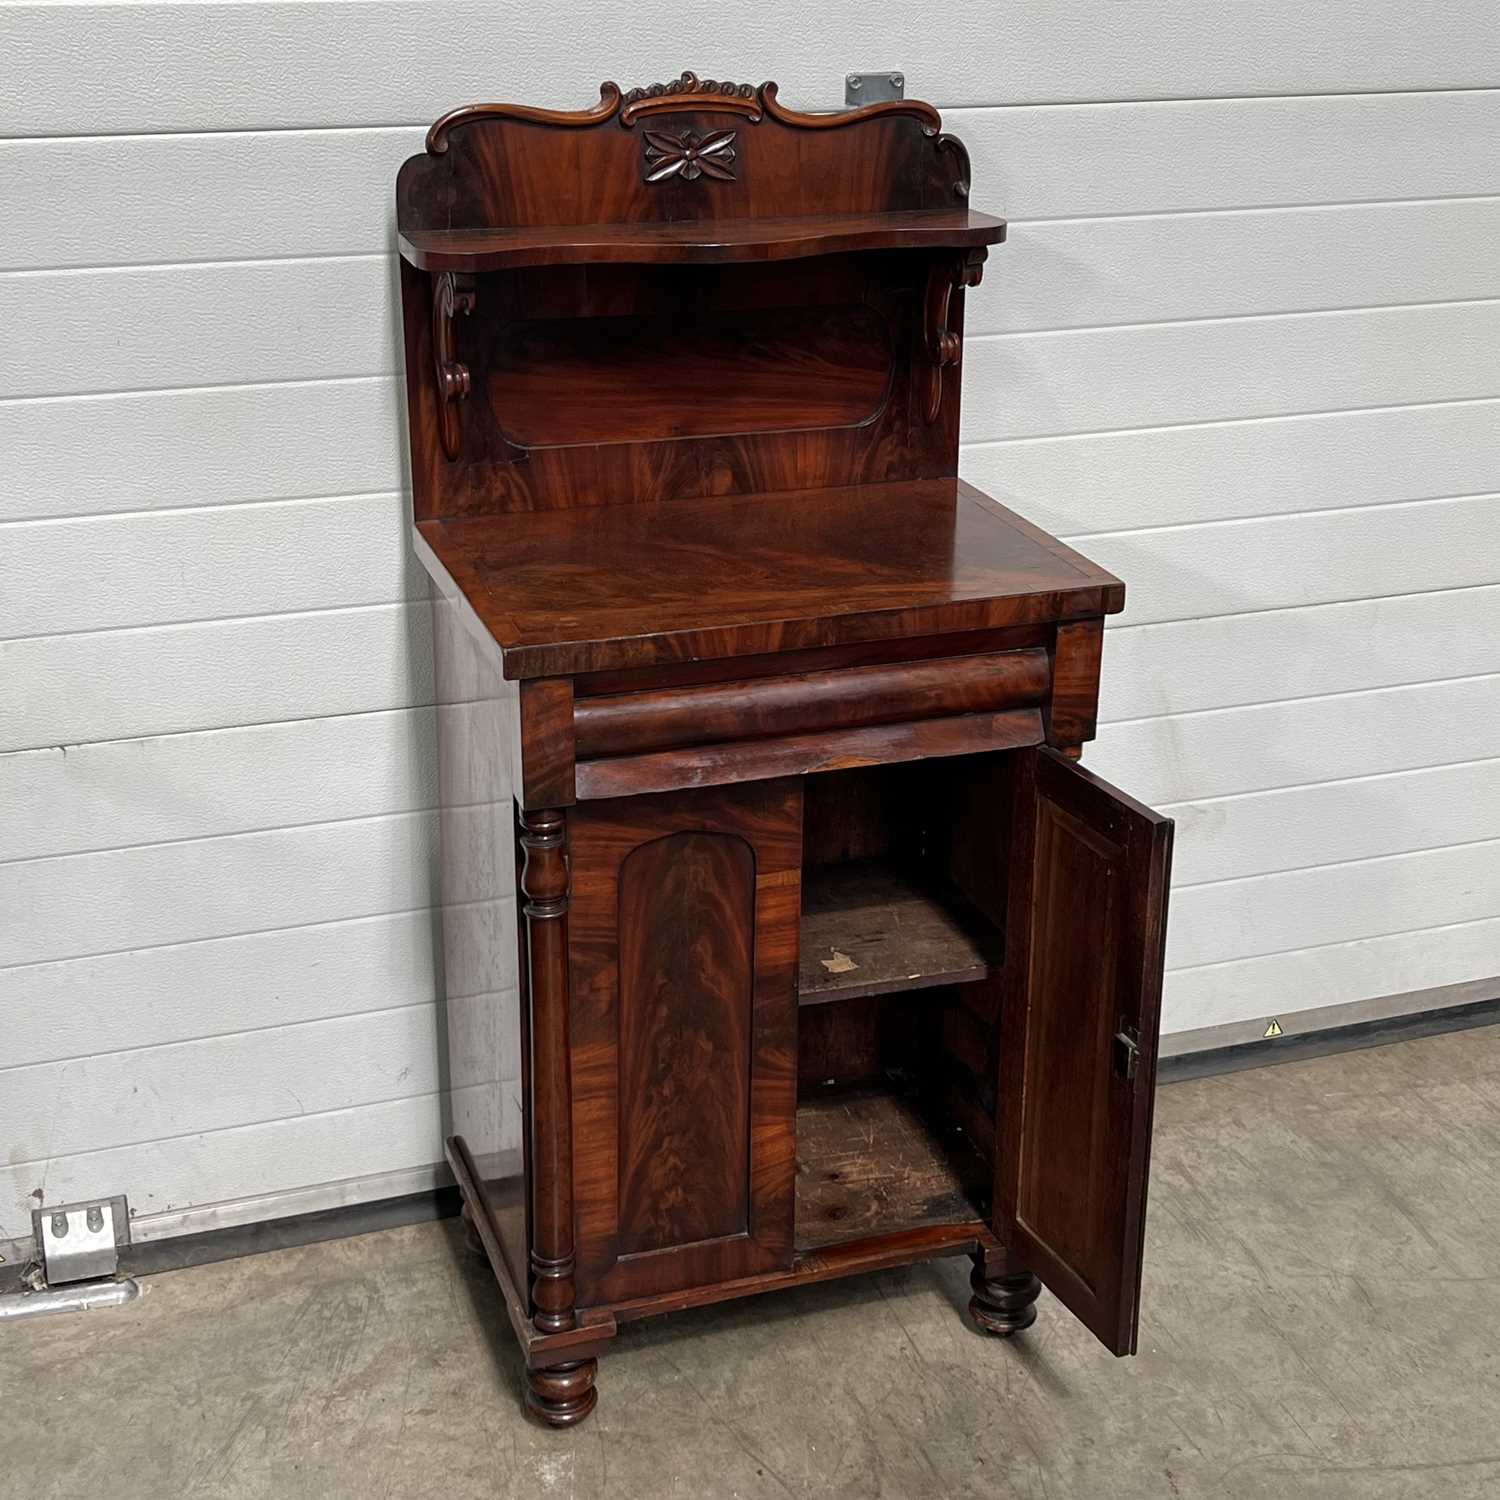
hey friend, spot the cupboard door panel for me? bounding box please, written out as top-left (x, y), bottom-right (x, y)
top-left (570, 780), bottom-right (801, 1305)
top-left (996, 746), bottom-right (1173, 1355)
top-left (617, 831), bottom-right (755, 1255)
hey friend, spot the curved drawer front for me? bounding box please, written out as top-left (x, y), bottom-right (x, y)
top-left (572, 648), bottom-right (1050, 799)
top-left (575, 648), bottom-right (1048, 757)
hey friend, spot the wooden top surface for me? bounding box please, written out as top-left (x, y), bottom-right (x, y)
top-left (415, 478), bottom-right (1122, 679)
top-left (399, 209), bottom-right (1006, 272)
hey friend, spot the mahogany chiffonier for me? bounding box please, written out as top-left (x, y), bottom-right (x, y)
top-left (395, 70), bottom-right (1173, 1428)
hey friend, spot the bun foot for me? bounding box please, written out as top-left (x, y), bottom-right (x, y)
top-left (526, 1358), bottom-right (599, 1428)
top-left (969, 1265), bottom-right (1041, 1337)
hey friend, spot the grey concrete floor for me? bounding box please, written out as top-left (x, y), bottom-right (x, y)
top-left (6, 1026), bottom-right (1500, 1499)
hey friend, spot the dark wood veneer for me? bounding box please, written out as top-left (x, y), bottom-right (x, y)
top-left (414, 480), bottom-right (1123, 681)
top-left (616, 831), bottom-right (756, 1253)
top-left (573, 649), bottom-right (1050, 758)
top-left (996, 749), bottom-right (1173, 1356)
top-left (403, 69), bottom-right (1172, 1431)
top-left (489, 304), bottom-right (894, 447)
top-left (568, 782), bottom-right (800, 1306)
top-left (572, 708), bottom-right (1045, 802)
top-left (401, 208), bottom-right (1004, 272)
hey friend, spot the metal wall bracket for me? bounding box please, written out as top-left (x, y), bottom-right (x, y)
top-left (31, 1195), bottom-right (130, 1285)
top-left (845, 71), bottom-right (906, 105)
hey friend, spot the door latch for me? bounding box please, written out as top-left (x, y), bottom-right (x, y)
top-left (1113, 1021), bottom-right (1141, 1081)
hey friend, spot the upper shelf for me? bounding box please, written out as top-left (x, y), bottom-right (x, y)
top-left (399, 207), bottom-right (1006, 273)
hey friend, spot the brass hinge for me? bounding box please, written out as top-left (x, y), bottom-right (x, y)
top-left (1113, 1021), bottom-right (1141, 1081)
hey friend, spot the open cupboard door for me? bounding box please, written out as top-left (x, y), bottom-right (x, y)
top-left (995, 746), bottom-right (1174, 1355)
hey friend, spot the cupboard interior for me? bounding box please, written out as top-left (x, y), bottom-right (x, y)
top-left (793, 753), bottom-right (1013, 1253)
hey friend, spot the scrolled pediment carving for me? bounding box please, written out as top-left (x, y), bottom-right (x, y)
top-left (620, 71), bottom-right (763, 127)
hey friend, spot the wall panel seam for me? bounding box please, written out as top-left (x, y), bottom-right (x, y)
top-left (0, 372), bottom-right (393, 409)
top-left (0, 487), bottom-right (408, 531)
top-left (5, 85), bottom-right (1499, 147)
top-left (1156, 753), bottom-right (1500, 809)
top-left (968, 293), bottom-right (1500, 342)
top-left (0, 251), bottom-right (390, 279)
top-left (2, 1085), bottom-right (471, 1174)
top-left (1170, 830), bottom-right (1500, 894)
top-left (1102, 667), bottom-right (1500, 728)
top-left (1166, 913), bottom-right (1500, 976)
top-left (0, 907), bottom-right (494, 983)
top-left (1063, 489), bottom-right (1500, 542)
top-left (1099, 584), bottom-right (1500, 637)
top-left (0, 702), bottom-right (437, 764)
top-left (1012, 191), bottom-right (1500, 226)
top-left (8, 480), bottom-right (1489, 546)
top-left (0, 894), bottom-right (511, 975)
top-left (9, 194), bottom-right (1500, 278)
top-left (967, 393), bottom-right (1500, 444)
top-left (0, 586), bottom-right (431, 648)
top-left (0, 797), bottom-right (459, 868)
top-left (0, 991), bottom-right (519, 1077)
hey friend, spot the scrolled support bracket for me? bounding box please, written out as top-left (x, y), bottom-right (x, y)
top-left (432, 270), bottom-right (477, 460)
top-left (922, 247), bottom-right (986, 424)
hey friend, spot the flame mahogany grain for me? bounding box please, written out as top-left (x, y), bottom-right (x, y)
top-left (489, 304), bottom-right (894, 448)
top-left (616, 831), bottom-right (757, 1253)
top-left (413, 479), bottom-right (1123, 682)
top-left (572, 649), bottom-right (1050, 758)
top-left (401, 70), bottom-right (1171, 1432)
top-left (567, 782), bottom-right (800, 1304)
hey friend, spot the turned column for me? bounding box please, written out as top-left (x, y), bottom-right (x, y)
top-left (519, 806), bottom-right (598, 1426)
top-left (969, 1247), bottom-right (1042, 1337)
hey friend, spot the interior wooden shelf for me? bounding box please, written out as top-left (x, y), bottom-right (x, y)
top-left (399, 207), bottom-right (1006, 272)
top-left (795, 1083), bottom-right (990, 1251)
top-left (798, 858), bottom-right (1003, 1005)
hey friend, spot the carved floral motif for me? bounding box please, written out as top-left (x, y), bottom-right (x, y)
top-left (643, 128), bottom-right (737, 183)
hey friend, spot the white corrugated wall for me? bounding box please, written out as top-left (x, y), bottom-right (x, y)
top-left (2, 2), bottom-right (1498, 1240)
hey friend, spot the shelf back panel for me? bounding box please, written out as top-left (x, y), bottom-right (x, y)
top-left (490, 303), bottom-right (893, 449)
top-left (397, 76), bottom-right (966, 234)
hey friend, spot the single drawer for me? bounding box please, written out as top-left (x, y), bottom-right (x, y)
top-left (571, 649), bottom-right (1050, 800)
top-left (574, 648), bottom-right (1049, 758)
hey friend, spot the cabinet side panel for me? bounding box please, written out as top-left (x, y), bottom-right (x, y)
top-left (401, 257), bottom-right (443, 523)
top-left (617, 831), bottom-right (756, 1254)
top-left (431, 592), bottom-right (528, 1294)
